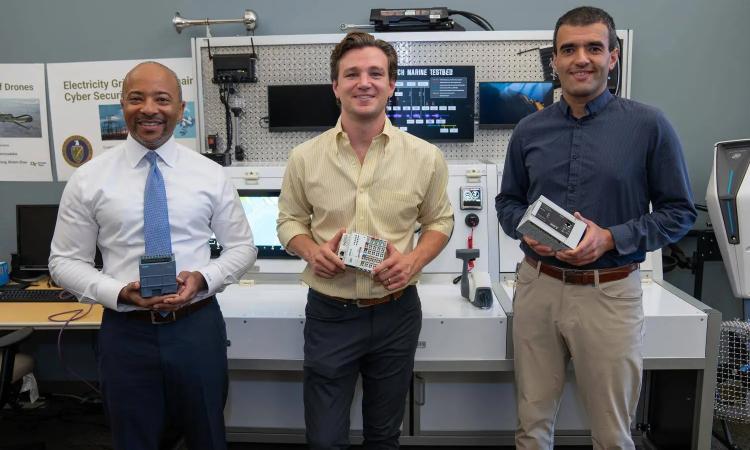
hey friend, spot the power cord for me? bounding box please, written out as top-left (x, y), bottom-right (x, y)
top-left (218, 83), bottom-right (234, 153)
top-left (447, 10), bottom-right (495, 31)
top-left (47, 304), bottom-right (102, 396)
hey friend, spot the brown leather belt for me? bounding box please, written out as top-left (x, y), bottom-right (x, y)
top-left (327, 289), bottom-right (406, 308)
top-left (124, 296), bottom-right (215, 324)
top-left (525, 256), bottom-right (638, 285)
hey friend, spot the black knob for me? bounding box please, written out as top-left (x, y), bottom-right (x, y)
top-left (465, 213), bottom-right (479, 227)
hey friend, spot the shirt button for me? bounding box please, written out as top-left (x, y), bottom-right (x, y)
top-left (569, 186), bottom-right (575, 192)
top-left (572, 154), bottom-right (578, 160)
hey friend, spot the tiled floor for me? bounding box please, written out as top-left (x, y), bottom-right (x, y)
top-left (1, 396), bottom-right (748, 449)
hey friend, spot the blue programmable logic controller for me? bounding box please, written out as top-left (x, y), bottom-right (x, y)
top-left (139, 254), bottom-right (178, 297)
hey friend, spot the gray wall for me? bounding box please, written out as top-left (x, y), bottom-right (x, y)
top-left (1, 0), bottom-right (747, 312)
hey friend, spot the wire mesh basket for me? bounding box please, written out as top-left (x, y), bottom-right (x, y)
top-left (715, 319), bottom-right (750, 422)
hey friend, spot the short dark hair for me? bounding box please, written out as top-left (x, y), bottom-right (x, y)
top-left (122, 61), bottom-right (183, 102)
top-left (330, 32), bottom-right (398, 82)
top-left (553, 6), bottom-right (618, 53)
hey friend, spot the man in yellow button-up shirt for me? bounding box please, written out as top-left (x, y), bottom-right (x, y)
top-left (277, 32), bottom-right (453, 449)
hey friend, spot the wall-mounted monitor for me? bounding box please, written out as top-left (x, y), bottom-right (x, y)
top-left (16, 205), bottom-right (102, 272)
top-left (237, 190), bottom-right (297, 259)
top-left (267, 84), bottom-right (339, 132)
top-left (387, 66), bottom-right (475, 142)
top-left (478, 81), bottom-right (555, 128)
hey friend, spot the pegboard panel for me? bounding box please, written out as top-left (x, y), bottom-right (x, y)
top-left (195, 32), bottom-right (629, 164)
top-left (200, 43), bottom-right (338, 162)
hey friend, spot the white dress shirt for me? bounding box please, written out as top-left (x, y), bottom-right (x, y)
top-left (49, 136), bottom-right (257, 311)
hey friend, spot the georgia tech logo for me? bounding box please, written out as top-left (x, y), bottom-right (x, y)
top-left (61, 135), bottom-right (93, 167)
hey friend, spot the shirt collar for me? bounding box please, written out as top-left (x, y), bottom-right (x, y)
top-left (334, 116), bottom-right (395, 151)
top-left (559, 89), bottom-right (614, 118)
top-left (124, 135), bottom-right (178, 168)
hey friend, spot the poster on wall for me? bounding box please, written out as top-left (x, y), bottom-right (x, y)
top-left (0, 64), bottom-right (53, 181)
top-left (47, 58), bottom-right (197, 181)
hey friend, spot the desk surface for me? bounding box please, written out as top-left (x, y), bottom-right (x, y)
top-left (0, 302), bottom-right (103, 329)
top-left (0, 278), bottom-right (103, 329)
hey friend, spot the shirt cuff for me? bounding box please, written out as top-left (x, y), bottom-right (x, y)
top-left (606, 224), bottom-right (631, 256)
top-left (96, 278), bottom-right (128, 311)
top-left (277, 223), bottom-right (313, 248)
top-left (198, 265), bottom-right (224, 296)
top-left (421, 219), bottom-right (454, 238)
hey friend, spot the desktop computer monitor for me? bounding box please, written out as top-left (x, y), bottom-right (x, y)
top-left (478, 81), bottom-right (555, 128)
top-left (386, 65), bottom-right (475, 142)
top-left (16, 204), bottom-right (102, 272)
top-left (267, 84), bottom-right (340, 132)
top-left (237, 190), bottom-right (297, 259)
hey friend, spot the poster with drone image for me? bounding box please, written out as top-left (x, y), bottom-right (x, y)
top-left (47, 58), bottom-right (197, 181)
top-left (0, 64), bottom-right (52, 181)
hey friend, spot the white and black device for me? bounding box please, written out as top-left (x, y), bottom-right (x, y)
top-left (369, 7), bottom-right (455, 32)
top-left (460, 186), bottom-right (482, 210)
top-left (455, 249), bottom-right (492, 308)
top-left (516, 195), bottom-right (586, 251)
top-left (337, 232), bottom-right (387, 273)
top-left (707, 139), bottom-right (750, 298)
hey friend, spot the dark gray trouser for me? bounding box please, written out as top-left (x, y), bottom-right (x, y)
top-left (303, 285), bottom-right (422, 450)
top-left (98, 297), bottom-right (229, 450)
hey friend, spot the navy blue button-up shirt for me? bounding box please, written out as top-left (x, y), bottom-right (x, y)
top-left (496, 90), bottom-right (696, 269)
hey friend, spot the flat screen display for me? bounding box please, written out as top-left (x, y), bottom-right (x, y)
top-left (267, 84), bottom-right (340, 132)
top-left (237, 190), bottom-right (297, 259)
top-left (16, 205), bottom-right (102, 271)
top-left (386, 66), bottom-right (475, 142)
top-left (478, 81), bottom-right (555, 128)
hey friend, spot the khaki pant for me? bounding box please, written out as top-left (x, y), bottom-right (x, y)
top-left (513, 259), bottom-right (644, 450)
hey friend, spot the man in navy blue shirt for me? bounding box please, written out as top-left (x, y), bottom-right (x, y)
top-left (496, 6), bottom-right (696, 449)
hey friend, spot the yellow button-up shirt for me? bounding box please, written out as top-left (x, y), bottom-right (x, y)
top-left (277, 118), bottom-right (454, 299)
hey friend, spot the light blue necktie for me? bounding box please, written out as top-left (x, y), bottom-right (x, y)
top-left (143, 152), bottom-right (173, 256)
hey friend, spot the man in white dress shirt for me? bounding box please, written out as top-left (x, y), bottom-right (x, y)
top-left (49, 61), bottom-right (256, 450)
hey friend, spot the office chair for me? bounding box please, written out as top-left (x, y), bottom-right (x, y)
top-left (0, 327), bottom-right (45, 450)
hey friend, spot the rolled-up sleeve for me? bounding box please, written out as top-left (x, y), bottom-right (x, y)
top-left (418, 149), bottom-right (454, 237)
top-left (277, 148), bottom-right (314, 247)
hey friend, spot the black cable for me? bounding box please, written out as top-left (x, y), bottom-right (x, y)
top-left (467, 12), bottom-right (494, 31)
top-left (613, 53), bottom-right (622, 96)
top-left (448, 10), bottom-right (495, 31)
top-left (452, 11), bottom-right (492, 30)
top-left (10, 273), bottom-right (47, 283)
top-left (47, 304), bottom-right (102, 396)
top-left (0, 281), bottom-right (30, 290)
top-left (668, 243), bottom-right (694, 270)
top-left (456, 13), bottom-right (490, 31)
top-left (517, 47), bottom-right (541, 56)
top-left (218, 84), bottom-right (232, 153)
